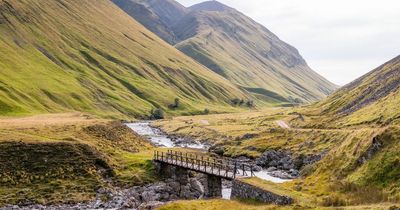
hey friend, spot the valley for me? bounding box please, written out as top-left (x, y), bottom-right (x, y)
top-left (0, 0), bottom-right (399, 209)
top-left (113, 0), bottom-right (337, 105)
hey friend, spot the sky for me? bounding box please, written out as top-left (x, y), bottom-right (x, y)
top-left (177, 0), bottom-right (400, 85)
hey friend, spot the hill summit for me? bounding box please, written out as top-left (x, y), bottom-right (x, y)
top-left (189, 0), bottom-right (233, 12)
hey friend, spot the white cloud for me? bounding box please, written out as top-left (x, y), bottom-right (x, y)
top-left (177, 0), bottom-right (400, 85)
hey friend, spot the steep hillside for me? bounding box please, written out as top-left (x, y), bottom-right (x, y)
top-left (0, 0), bottom-right (248, 118)
top-left (114, 0), bottom-right (337, 105)
top-left (112, 0), bottom-right (187, 44)
top-left (317, 55), bottom-right (400, 126)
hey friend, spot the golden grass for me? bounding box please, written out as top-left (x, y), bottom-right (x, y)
top-left (153, 108), bottom-right (355, 157)
top-left (0, 113), bottom-right (155, 205)
top-left (158, 199), bottom-right (280, 210)
top-left (159, 199), bottom-right (399, 210)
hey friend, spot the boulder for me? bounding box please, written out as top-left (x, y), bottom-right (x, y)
top-left (138, 201), bottom-right (165, 210)
top-left (256, 149), bottom-right (325, 177)
top-left (269, 171), bottom-right (293, 179)
top-left (209, 145), bottom-right (225, 156)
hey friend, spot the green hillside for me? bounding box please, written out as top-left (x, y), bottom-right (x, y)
top-left (0, 0), bottom-right (248, 118)
top-left (311, 55), bottom-right (400, 127)
top-left (296, 56), bottom-right (400, 204)
top-left (114, 0), bottom-right (338, 105)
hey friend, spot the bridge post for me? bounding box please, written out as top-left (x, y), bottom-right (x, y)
top-left (205, 175), bottom-right (222, 198)
top-left (234, 162), bottom-right (237, 179)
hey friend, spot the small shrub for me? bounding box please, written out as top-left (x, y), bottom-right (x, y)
top-left (168, 98), bottom-right (180, 109)
top-left (231, 99), bottom-right (255, 107)
top-left (203, 108), bottom-right (210, 115)
top-left (231, 98), bottom-right (241, 106)
top-left (246, 100), bottom-right (254, 108)
top-left (150, 108), bottom-right (164, 119)
top-left (174, 98), bottom-right (180, 108)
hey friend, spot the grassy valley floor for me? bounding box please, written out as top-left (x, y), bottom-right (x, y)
top-left (0, 109), bottom-right (399, 209)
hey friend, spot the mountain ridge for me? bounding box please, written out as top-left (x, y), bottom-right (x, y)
top-left (113, 0), bottom-right (338, 105)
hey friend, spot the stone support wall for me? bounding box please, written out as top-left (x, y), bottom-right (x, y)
top-left (231, 179), bottom-right (293, 205)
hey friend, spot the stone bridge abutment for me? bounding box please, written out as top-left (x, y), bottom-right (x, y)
top-left (154, 161), bottom-right (222, 198)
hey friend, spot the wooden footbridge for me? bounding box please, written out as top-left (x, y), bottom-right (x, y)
top-left (153, 150), bottom-right (256, 180)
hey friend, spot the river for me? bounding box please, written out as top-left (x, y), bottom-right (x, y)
top-left (126, 122), bottom-right (291, 200)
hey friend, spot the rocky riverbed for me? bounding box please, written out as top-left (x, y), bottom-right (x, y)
top-left (255, 149), bottom-right (326, 179)
top-left (1, 174), bottom-right (206, 210)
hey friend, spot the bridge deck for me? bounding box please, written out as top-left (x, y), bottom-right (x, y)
top-left (153, 150), bottom-right (255, 180)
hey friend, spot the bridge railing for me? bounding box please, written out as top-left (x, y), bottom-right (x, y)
top-left (153, 150), bottom-right (256, 179)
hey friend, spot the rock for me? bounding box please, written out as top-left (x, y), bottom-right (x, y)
top-left (356, 137), bottom-right (383, 166)
top-left (235, 156), bottom-right (252, 163)
top-left (122, 196), bottom-right (138, 209)
top-left (209, 145), bottom-right (225, 156)
top-left (269, 160), bottom-right (279, 167)
top-left (289, 169), bottom-right (299, 177)
top-left (168, 181), bottom-right (180, 192)
top-left (252, 165), bottom-right (263, 172)
top-left (169, 194), bottom-right (178, 200)
top-left (142, 191), bottom-right (158, 202)
top-left (190, 179), bottom-right (204, 196)
top-left (269, 171), bottom-right (293, 179)
top-left (138, 201), bottom-right (165, 210)
top-left (160, 192), bottom-right (170, 200)
top-left (256, 149), bottom-right (325, 178)
top-left (179, 185), bottom-right (191, 198)
top-left (235, 133), bottom-right (258, 141)
top-left (256, 150), bottom-right (286, 168)
top-left (245, 146), bottom-right (258, 151)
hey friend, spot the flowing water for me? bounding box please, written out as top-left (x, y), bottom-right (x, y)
top-left (126, 122), bottom-right (206, 149)
top-left (127, 122), bottom-right (291, 200)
